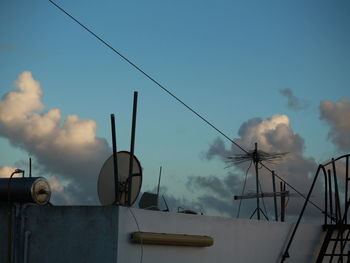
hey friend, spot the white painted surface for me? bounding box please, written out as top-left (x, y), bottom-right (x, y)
top-left (118, 207), bottom-right (323, 263)
top-left (0, 205), bottom-right (324, 263)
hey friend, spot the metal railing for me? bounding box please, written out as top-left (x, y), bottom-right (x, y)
top-left (280, 154), bottom-right (350, 262)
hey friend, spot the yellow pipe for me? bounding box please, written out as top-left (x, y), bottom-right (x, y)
top-left (131, 232), bottom-right (213, 247)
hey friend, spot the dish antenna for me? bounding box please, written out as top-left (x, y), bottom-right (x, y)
top-left (98, 91), bottom-right (142, 206)
top-left (98, 151), bottom-right (142, 206)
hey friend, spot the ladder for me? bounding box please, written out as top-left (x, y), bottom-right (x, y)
top-left (316, 224), bottom-right (350, 262)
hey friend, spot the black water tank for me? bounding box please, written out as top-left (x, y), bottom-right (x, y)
top-left (0, 177), bottom-right (51, 205)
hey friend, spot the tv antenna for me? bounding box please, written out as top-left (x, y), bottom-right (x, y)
top-left (230, 142), bottom-right (288, 220)
top-left (98, 151), bottom-right (142, 206)
top-left (97, 91), bottom-right (142, 206)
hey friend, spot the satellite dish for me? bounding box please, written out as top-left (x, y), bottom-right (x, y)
top-left (98, 151), bottom-right (142, 206)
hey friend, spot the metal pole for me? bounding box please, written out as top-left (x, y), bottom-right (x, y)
top-left (280, 165), bottom-right (326, 262)
top-left (328, 169), bottom-right (333, 222)
top-left (346, 156), bottom-right (349, 224)
top-left (324, 168), bottom-right (328, 226)
top-left (29, 158), bottom-right (32, 178)
top-left (333, 158), bottom-right (341, 220)
top-left (110, 114), bottom-right (119, 205)
top-left (157, 166), bottom-right (162, 208)
top-left (254, 143), bottom-right (260, 220)
top-left (272, 171), bottom-right (278, 221)
top-left (234, 191), bottom-right (288, 200)
top-left (128, 91), bottom-right (138, 206)
top-left (280, 182), bottom-right (285, 222)
top-left (157, 167), bottom-right (162, 197)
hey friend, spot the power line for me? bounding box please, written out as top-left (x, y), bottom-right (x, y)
top-left (47, 0), bottom-right (248, 155)
top-left (47, 0), bottom-right (324, 214)
top-left (261, 163), bottom-right (323, 212)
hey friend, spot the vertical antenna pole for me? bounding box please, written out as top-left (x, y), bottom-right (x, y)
top-left (328, 169), bottom-right (333, 222)
top-left (111, 114), bottom-right (119, 205)
top-left (128, 91), bottom-right (138, 206)
top-left (272, 170), bottom-right (278, 221)
top-left (29, 157), bottom-right (32, 178)
top-left (280, 182), bottom-right (286, 222)
top-left (157, 166), bottom-right (162, 207)
top-left (324, 167), bottom-right (328, 226)
top-left (332, 158), bottom-right (341, 221)
top-left (346, 156), bottom-right (349, 224)
top-left (254, 142), bottom-right (260, 220)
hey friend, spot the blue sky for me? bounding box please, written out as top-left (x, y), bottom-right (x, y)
top-left (1, 0), bottom-right (349, 216)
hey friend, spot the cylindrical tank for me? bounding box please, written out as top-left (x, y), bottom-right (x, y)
top-left (0, 177), bottom-right (51, 205)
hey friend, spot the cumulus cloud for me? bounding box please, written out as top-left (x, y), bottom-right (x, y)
top-left (279, 88), bottom-right (309, 110)
top-left (187, 172), bottom-right (243, 217)
top-left (190, 114), bottom-right (321, 220)
top-left (320, 99), bottom-right (350, 152)
top-left (0, 166), bottom-right (19, 178)
top-left (0, 72), bottom-right (111, 204)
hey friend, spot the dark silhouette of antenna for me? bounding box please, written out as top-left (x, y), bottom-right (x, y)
top-left (227, 146), bottom-right (288, 166)
top-left (231, 143), bottom-right (288, 220)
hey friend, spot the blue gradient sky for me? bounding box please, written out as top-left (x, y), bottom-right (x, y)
top-left (1, 0), bottom-right (349, 205)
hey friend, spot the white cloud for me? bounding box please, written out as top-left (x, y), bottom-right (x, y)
top-left (0, 166), bottom-right (18, 178)
top-left (0, 72), bottom-right (111, 204)
top-left (193, 114), bottom-right (320, 219)
top-left (320, 98), bottom-right (350, 152)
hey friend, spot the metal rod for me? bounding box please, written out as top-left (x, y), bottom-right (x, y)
top-left (324, 167), bottom-right (328, 226)
top-left (272, 170), bottom-right (278, 221)
top-left (329, 169), bottom-right (333, 222)
top-left (157, 166), bottom-right (162, 197)
top-left (29, 158), bottom-right (32, 178)
top-left (127, 91), bottom-right (138, 206)
top-left (322, 154), bottom-right (350, 166)
top-left (234, 191), bottom-right (289, 200)
top-left (346, 156), bottom-right (349, 224)
top-left (280, 182), bottom-right (285, 222)
top-left (337, 186), bottom-right (350, 258)
top-left (260, 209), bottom-right (270, 221)
top-left (333, 158), bottom-right (342, 221)
top-left (280, 164), bottom-right (327, 262)
top-left (110, 114), bottom-right (119, 205)
top-left (254, 142), bottom-right (260, 220)
top-left (157, 166), bottom-right (162, 207)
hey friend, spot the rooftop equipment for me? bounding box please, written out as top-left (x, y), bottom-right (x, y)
top-left (97, 151), bottom-right (142, 206)
top-left (98, 91), bottom-right (142, 206)
top-left (0, 177), bottom-right (51, 205)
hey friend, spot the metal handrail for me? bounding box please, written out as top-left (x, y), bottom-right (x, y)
top-left (280, 164), bottom-right (328, 262)
top-left (280, 154), bottom-right (350, 262)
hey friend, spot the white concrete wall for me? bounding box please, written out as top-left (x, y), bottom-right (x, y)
top-left (0, 205), bottom-right (324, 263)
top-left (118, 207), bottom-right (324, 263)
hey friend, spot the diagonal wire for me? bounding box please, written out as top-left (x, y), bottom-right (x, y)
top-left (261, 162), bottom-right (323, 212)
top-left (47, 0), bottom-right (248, 155)
top-left (47, 0), bottom-right (324, 214)
top-left (128, 208), bottom-right (143, 263)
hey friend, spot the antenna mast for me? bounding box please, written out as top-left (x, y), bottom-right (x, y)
top-left (229, 143), bottom-right (288, 220)
top-left (157, 166), bottom-right (162, 207)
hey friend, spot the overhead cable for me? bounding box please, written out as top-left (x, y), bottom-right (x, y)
top-left (47, 0), bottom-right (248, 155)
top-left (47, 0), bottom-right (323, 213)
